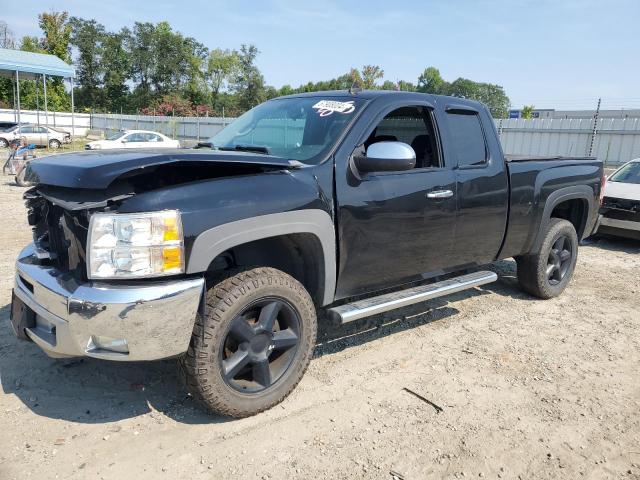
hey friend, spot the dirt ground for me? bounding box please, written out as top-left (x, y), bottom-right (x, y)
top-left (0, 179), bottom-right (638, 480)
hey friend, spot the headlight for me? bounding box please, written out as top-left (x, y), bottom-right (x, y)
top-left (87, 210), bottom-right (184, 279)
top-left (90, 144), bottom-right (102, 150)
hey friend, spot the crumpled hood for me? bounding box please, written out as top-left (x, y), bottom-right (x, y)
top-left (25, 149), bottom-right (299, 189)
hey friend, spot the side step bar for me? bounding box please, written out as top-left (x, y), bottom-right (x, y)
top-left (327, 270), bottom-right (498, 324)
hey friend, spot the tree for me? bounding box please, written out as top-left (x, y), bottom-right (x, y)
top-left (0, 21), bottom-right (16, 49)
top-left (416, 66), bottom-right (510, 117)
top-left (102, 29), bottom-right (131, 112)
top-left (129, 22), bottom-right (155, 104)
top-left (38, 12), bottom-right (72, 62)
top-left (360, 65), bottom-right (384, 89)
top-left (417, 67), bottom-right (446, 94)
top-left (521, 105), bottom-right (535, 119)
top-left (206, 48), bottom-right (240, 110)
top-left (69, 17), bottom-right (106, 109)
top-left (233, 44), bottom-right (265, 110)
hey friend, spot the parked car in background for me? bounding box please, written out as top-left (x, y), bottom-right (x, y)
top-left (0, 121), bottom-right (18, 131)
top-left (85, 130), bottom-right (180, 150)
top-left (0, 124), bottom-right (70, 149)
top-left (597, 158), bottom-right (640, 240)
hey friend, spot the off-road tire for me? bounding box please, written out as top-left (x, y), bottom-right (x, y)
top-left (516, 218), bottom-right (578, 299)
top-left (179, 267), bottom-right (317, 418)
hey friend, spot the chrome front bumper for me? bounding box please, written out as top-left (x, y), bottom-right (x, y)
top-left (12, 243), bottom-right (204, 361)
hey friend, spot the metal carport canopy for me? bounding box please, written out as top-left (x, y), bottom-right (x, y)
top-left (0, 48), bottom-right (76, 141)
top-left (0, 48), bottom-right (75, 79)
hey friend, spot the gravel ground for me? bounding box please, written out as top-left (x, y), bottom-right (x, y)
top-left (0, 178), bottom-right (638, 480)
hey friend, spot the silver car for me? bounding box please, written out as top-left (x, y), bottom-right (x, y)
top-left (597, 158), bottom-right (640, 240)
top-left (0, 124), bottom-right (70, 149)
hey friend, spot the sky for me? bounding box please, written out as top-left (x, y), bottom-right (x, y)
top-left (4, 0), bottom-right (640, 110)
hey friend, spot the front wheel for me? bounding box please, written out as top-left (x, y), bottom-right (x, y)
top-left (179, 267), bottom-right (317, 418)
top-left (516, 218), bottom-right (579, 299)
top-left (0, 138), bottom-right (8, 148)
top-left (48, 139), bottom-right (61, 149)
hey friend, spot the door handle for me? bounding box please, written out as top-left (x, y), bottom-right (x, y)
top-left (426, 189), bottom-right (453, 199)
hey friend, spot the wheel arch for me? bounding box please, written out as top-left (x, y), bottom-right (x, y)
top-left (187, 210), bottom-right (336, 306)
top-left (531, 185), bottom-right (595, 252)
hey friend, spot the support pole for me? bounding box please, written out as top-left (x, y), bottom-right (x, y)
top-left (43, 74), bottom-right (49, 148)
top-left (15, 70), bottom-right (21, 129)
top-left (12, 78), bottom-right (16, 121)
top-left (588, 98), bottom-right (601, 158)
top-left (70, 77), bottom-right (75, 148)
top-left (36, 77), bottom-right (40, 126)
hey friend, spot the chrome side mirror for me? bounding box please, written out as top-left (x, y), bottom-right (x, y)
top-left (356, 141), bottom-right (416, 173)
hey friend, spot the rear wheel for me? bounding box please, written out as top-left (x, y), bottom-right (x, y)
top-left (48, 139), bottom-right (61, 149)
top-left (179, 267), bottom-right (317, 417)
top-left (516, 218), bottom-right (578, 299)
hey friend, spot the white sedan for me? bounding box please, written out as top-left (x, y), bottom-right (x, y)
top-left (85, 130), bottom-right (180, 150)
top-left (597, 158), bottom-right (640, 240)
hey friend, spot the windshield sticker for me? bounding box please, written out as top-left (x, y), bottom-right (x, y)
top-left (312, 100), bottom-right (356, 117)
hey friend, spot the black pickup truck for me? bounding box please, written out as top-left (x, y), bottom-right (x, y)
top-left (11, 91), bottom-right (604, 417)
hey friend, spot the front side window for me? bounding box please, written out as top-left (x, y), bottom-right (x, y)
top-left (365, 105), bottom-right (440, 168)
top-left (207, 96), bottom-right (365, 165)
top-left (609, 161), bottom-right (640, 184)
top-left (125, 133), bottom-right (145, 142)
top-left (446, 112), bottom-right (487, 167)
top-left (107, 131), bottom-right (126, 141)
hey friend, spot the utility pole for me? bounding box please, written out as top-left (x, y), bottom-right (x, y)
top-left (588, 97), bottom-right (601, 158)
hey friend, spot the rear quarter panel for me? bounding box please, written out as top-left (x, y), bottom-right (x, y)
top-left (498, 159), bottom-right (603, 259)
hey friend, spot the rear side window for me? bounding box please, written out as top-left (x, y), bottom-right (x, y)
top-left (446, 112), bottom-right (487, 167)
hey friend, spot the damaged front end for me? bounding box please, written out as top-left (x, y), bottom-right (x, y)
top-left (598, 196), bottom-right (640, 240)
top-left (12, 149), bottom-right (308, 360)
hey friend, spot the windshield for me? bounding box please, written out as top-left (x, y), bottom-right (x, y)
top-left (609, 161), bottom-right (640, 185)
top-left (207, 96), bottom-right (365, 164)
top-left (106, 131), bottom-right (126, 141)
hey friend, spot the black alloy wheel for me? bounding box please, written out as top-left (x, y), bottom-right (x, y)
top-left (546, 235), bottom-right (573, 285)
top-left (220, 297), bottom-right (301, 393)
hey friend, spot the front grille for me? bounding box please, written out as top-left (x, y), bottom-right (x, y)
top-left (25, 190), bottom-right (89, 280)
top-left (601, 196), bottom-right (640, 223)
top-left (602, 196), bottom-right (640, 212)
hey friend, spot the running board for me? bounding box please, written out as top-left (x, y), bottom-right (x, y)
top-left (327, 270), bottom-right (498, 324)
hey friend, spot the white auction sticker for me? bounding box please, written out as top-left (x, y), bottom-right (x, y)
top-left (312, 100), bottom-right (356, 117)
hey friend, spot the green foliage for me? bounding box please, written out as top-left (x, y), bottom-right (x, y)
top-left (233, 44), bottom-right (265, 110)
top-left (418, 67), bottom-right (446, 94)
top-left (206, 48), bottom-right (240, 109)
top-left (521, 105), bottom-right (535, 119)
top-left (417, 66), bottom-right (510, 118)
top-left (38, 12), bottom-right (72, 62)
top-left (0, 14), bottom-right (512, 118)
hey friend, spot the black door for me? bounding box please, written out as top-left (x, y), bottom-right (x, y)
top-left (443, 106), bottom-right (509, 265)
top-left (335, 104), bottom-right (457, 299)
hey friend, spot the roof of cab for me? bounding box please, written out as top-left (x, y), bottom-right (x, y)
top-left (274, 89), bottom-right (486, 110)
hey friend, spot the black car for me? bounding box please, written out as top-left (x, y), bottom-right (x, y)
top-left (0, 121), bottom-right (18, 132)
top-left (11, 90), bottom-right (604, 418)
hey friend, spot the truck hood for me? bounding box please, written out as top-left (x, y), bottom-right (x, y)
top-left (25, 149), bottom-right (300, 189)
top-left (605, 180), bottom-right (640, 201)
